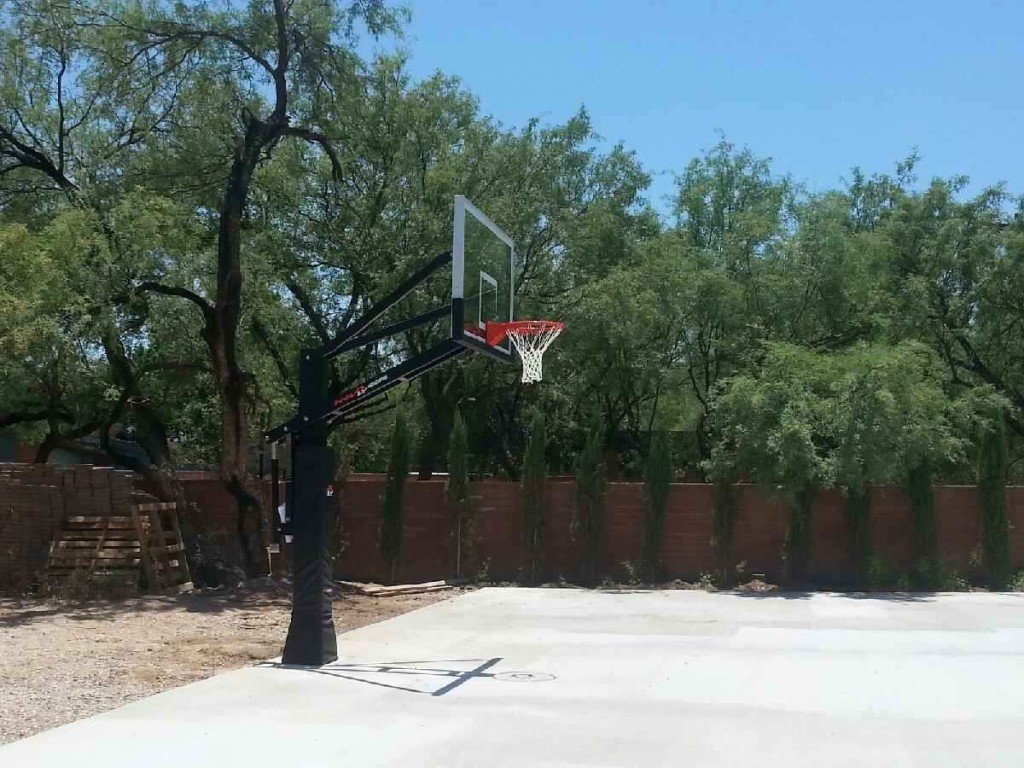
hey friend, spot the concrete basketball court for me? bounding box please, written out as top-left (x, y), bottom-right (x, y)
top-left (4, 587), bottom-right (1024, 767)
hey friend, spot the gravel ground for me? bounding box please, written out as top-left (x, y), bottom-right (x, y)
top-left (0, 583), bottom-right (458, 745)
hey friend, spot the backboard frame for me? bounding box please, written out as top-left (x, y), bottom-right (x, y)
top-left (451, 195), bottom-right (515, 363)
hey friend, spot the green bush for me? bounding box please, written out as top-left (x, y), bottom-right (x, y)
top-left (695, 571), bottom-right (719, 590)
top-left (908, 557), bottom-right (969, 592)
top-left (862, 555), bottom-right (898, 590)
top-left (909, 557), bottom-right (941, 591)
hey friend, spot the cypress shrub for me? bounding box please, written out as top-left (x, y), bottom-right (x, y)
top-left (447, 410), bottom-right (474, 579)
top-left (784, 487), bottom-right (814, 583)
top-left (380, 412), bottom-right (411, 583)
top-left (711, 481), bottom-right (739, 583)
top-left (907, 461), bottom-right (939, 588)
top-left (979, 415), bottom-right (1010, 588)
top-left (844, 485), bottom-right (871, 585)
top-left (521, 409), bottom-right (548, 584)
top-left (573, 412), bottom-right (606, 585)
top-left (641, 430), bottom-right (672, 582)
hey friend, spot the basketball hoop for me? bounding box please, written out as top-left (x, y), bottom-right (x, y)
top-left (486, 320), bottom-right (565, 383)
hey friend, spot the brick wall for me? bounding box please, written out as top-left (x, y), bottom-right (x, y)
top-left (332, 477), bottom-right (1024, 584)
top-left (178, 478), bottom-right (277, 563)
top-left (7, 466), bottom-right (1023, 589)
top-left (0, 464), bottom-right (136, 588)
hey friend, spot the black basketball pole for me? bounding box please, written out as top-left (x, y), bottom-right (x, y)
top-left (281, 351), bottom-right (338, 665)
top-left (268, 251), bottom-right (472, 666)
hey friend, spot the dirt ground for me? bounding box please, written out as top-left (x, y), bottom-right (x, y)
top-left (0, 582), bottom-right (458, 745)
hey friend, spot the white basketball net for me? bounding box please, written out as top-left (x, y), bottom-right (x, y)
top-left (504, 322), bottom-right (564, 383)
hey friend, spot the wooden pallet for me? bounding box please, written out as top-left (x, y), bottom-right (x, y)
top-left (46, 515), bottom-right (142, 592)
top-left (46, 502), bottom-right (192, 595)
top-left (133, 501), bottom-right (193, 594)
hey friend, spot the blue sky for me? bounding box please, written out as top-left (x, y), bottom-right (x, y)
top-left (363, 0), bottom-right (1024, 213)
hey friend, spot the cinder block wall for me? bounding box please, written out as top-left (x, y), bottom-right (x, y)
top-left (0, 464), bottom-right (136, 588)
top-left (0, 465), bottom-right (273, 587)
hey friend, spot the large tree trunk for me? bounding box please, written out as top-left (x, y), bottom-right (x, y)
top-left (213, 351), bottom-right (266, 575)
top-left (204, 119), bottom-right (282, 574)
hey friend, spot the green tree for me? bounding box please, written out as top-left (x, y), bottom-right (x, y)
top-left (564, 250), bottom-right (690, 470)
top-left (380, 412), bottom-right (411, 582)
top-left (0, 1), bottom-right (206, 510)
top-left (641, 430), bottom-right (673, 582)
top-left (847, 164), bottom-right (1024, 442)
top-left (447, 410), bottom-right (473, 579)
top-left (573, 411), bottom-right (606, 584)
top-left (99, 0), bottom-right (401, 572)
top-left (671, 141), bottom-right (794, 461)
top-left (521, 409), bottom-right (548, 584)
top-left (705, 343), bottom-right (835, 580)
top-left (707, 341), bottom-right (980, 583)
top-left (830, 343), bottom-right (957, 584)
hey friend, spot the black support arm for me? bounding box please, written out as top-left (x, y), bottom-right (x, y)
top-left (327, 304), bottom-right (450, 357)
top-left (318, 251), bottom-right (452, 361)
top-left (265, 339), bottom-right (467, 443)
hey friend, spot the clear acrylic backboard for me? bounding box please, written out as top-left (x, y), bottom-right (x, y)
top-left (451, 195), bottom-right (515, 361)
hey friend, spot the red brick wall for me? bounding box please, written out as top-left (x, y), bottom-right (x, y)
top-left (178, 478), bottom-right (279, 569)
top-left (0, 464), bottom-right (136, 588)
top-left (331, 477), bottom-right (1024, 584)
top-left (9, 466), bottom-right (1016, 589)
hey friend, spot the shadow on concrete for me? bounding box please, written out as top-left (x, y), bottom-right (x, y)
top-left (260, 658), bottom-right (556, 697)
top-left (260, 657), bottom-right (507, 697)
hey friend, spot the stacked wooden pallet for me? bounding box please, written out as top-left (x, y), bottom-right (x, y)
top-left (46, 499), bottom-right (192, 594)
top-left (47, 514), bottom-right (144, 592)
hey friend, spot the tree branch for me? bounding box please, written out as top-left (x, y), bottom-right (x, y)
top-left (135, 281), bottom-right (215, 322)
top-left (283, 125), bottom-right (345, 181)
top-left (285, 279), bottom-right (331, 344)
top-left (271, 0), bottom-right (290, 119)
top-left (83, 7), bottom-right (277, 77)
top-left (0, 124), bottom-right (78, 192)
top-left (0, 409), bottom-right (72, 429)
top-left (251, 318), bottom-right (298, 399)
